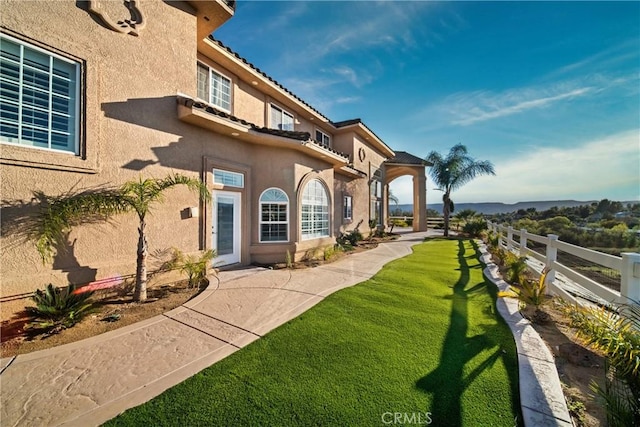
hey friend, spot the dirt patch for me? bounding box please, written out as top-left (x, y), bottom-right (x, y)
top-left (488, 244), bottom-right (607, 426)
top-left (529, 300), bottom-right (607, 427)
top-left (1, 281), bottom-right (201, 358)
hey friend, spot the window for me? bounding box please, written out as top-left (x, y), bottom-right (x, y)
top-left (213, 168), bottom-right (244, 188)
top-left (370, 168), bottom-right (382, 225)
top-left (197, 62), bottom-right (231, 112)
top-left (259, 188), bottom-right (289, 242)
top-left (343, 195), bottom-right (352, 221)
top-left (0, 34), bottom-right (80, 154)
top-left (315, 129), bottom-right (330, 147)
top-left (301, 179), bottom-right (329, 240)
top-left (270, 104), bottom-right (293, 131)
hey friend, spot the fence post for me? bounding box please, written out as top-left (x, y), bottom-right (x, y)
top-left (520, 229), bottom-right (528, 257)
top-left (507, 226), bottom-right (513, 251)
top-left (620, 253), bottom-right (640, 303)
top-left (546, 234), bottom-right (558, 284)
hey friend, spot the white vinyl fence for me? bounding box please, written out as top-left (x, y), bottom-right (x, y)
top-left (488, 222), bottom-right (640, 307)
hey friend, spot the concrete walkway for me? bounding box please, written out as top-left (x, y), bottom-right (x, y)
top-left (1, 230), bottom-right (434, 427)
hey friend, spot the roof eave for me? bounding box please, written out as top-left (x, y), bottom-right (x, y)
top-left (200, 38), bottom-right (332, 125)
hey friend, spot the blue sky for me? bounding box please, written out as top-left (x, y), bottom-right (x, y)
top-left (214, 1), bottom-right (640, 205)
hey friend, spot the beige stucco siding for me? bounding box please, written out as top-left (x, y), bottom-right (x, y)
top-left (0, 1), bottom-right (409, 322)
top-left (1, 1), bottom-right (202, 301)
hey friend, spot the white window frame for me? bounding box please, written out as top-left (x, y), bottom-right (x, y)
top-left (259, 188), bottom-right (289, 243)
top-left (301, 179), bottom-right (330, 240)
top-left (270, 103), bottom-right (294, 131)
top-left (315, 129), bottom-right (331, 147)
top-left (343, 195), bottom-right (353, 222)
top-left (197, 62), bottom-right (232, 112)
top-left (0, 33), bottom-right (80, 155)
top-left (213, 168), bottom-right (244, 188)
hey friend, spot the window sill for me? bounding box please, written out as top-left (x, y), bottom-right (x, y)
top-left (1, 144), bottom-right (98, 174)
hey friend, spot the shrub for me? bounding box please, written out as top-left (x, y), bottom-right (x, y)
top-left (486, 231), bottom-right (501, 250)
top-left (25, 283), bottom-right (96, 335)
top-left (503, 252), bottom-right (529, 285)
top-left (462, 218), bottom-right (487, 237)
top-left (337, 228), bottom-right (363, 247)
top-left (170, 248), bottom-right (216, 288)
top-left (323, 245), bottom-right (336, 261)
top-left (558, 300), bottom-right (640, 426)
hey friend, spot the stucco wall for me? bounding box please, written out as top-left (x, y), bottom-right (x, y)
top-left (1, 0), bottom-right (202, 302)
top-left (0, 1), bottom-right (391, 320)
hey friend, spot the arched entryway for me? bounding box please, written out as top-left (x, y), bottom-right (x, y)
top-left (383, 151), bottom-right (432, 232)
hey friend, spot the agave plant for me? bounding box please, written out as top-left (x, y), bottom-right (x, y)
top-left (499, 268), bottom-right (550, 322)
top-left (25, 283), bottom-right (96, 335)
top-left (558, 300), bottom-right (640, 426)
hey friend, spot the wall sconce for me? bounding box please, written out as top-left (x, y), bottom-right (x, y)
top-left (187, 207), bottom-right (199, 218)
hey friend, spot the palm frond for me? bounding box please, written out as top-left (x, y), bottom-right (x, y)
top-left (35, 188), bottom-right (131, 262)
top-left (426, 144), bottom-right (495, 193)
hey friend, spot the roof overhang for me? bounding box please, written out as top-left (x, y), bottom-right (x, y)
top-left (186, 1), bottom-right (235, 42)
top-left (336, 164), bottom-right (368, 178)
top-left (199, 38), bottom-right (332, 126)
top-left (176, 95), bottom-right (349, 166)
top-left (333, 121), bottom-right (395, 158)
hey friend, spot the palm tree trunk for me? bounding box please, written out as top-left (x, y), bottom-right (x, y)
top-left (443, 194), bottom-right (451, 237)
top-left (134, 219), bottom-right (148, 302)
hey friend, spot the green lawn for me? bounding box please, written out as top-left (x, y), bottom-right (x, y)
top-left (106, 238), bottom-right (521, 426)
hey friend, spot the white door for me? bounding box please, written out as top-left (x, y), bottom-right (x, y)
top-left (212, 191), bottom-right (241, 266)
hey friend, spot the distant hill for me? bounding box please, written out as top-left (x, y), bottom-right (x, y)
top-left (391, 200), bottom-right (638, 215)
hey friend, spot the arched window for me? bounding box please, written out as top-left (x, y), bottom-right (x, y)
top-left (301, 179), bottom-right (329, 240)
top-left (259, 188), bottom-right (289, 242)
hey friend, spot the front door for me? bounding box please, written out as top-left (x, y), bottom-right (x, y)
top-left (212, 191), bottom-right (241, 266)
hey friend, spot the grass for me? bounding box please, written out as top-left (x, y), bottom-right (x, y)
top-left (106, 238), bottom-right (521, 426)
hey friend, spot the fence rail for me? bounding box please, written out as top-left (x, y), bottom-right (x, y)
top-left (390, 216), bottom-right (461, 230)
top-left (488, 222), bottom-right (640, 307)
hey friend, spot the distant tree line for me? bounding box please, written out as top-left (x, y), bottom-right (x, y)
top-left (487, 199), bottom-right (640, 253)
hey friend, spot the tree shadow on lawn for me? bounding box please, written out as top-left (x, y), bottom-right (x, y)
top-left (416, 239), bottom-right (521, 426)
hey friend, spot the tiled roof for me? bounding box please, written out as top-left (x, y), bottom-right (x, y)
top-left (178, 96), bottom-right (349, 160)
top-left (385, 151), bottom-right (432, 166)
top-left (207, 38), bottom-right (396, 158)
top-left (208, 37), bottom-right (330, 123)
top-left (332, 118), bottom-right (390, 151)
top-left (331, 118), bottom-right (362, 128)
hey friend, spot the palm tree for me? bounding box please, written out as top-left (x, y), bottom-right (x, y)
top-left (426, 144), bottom-right (495, 237)
top-left (35, 174), bottom-right (211, 302)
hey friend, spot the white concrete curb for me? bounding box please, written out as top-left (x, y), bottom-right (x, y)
top-left (478, 242), bottom-right (573, 427)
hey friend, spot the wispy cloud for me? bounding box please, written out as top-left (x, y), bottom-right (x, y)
top-left (451, 130), bottom-right (640, 203)
top-left (324, 66), bottom-right (374, 88)
top-left (547, 38), bottom-right (640, 78)
top-left (421, 72), bottom-right (638, 128)
top-left (450, 87), bottom-right (592, 126)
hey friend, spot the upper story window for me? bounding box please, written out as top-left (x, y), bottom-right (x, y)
top-left (0, 34), bottom-right (80, 154)
top-left (270, 104), bottom-right (293, 131)
top-left (315, 129), bottom-right (330, 147)
top-left (259, 188), bottom-right (289, 242)
top-left (197, 62), bottom-right (231, 112)
top-left (301, 179), bottom-right (329, 240)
